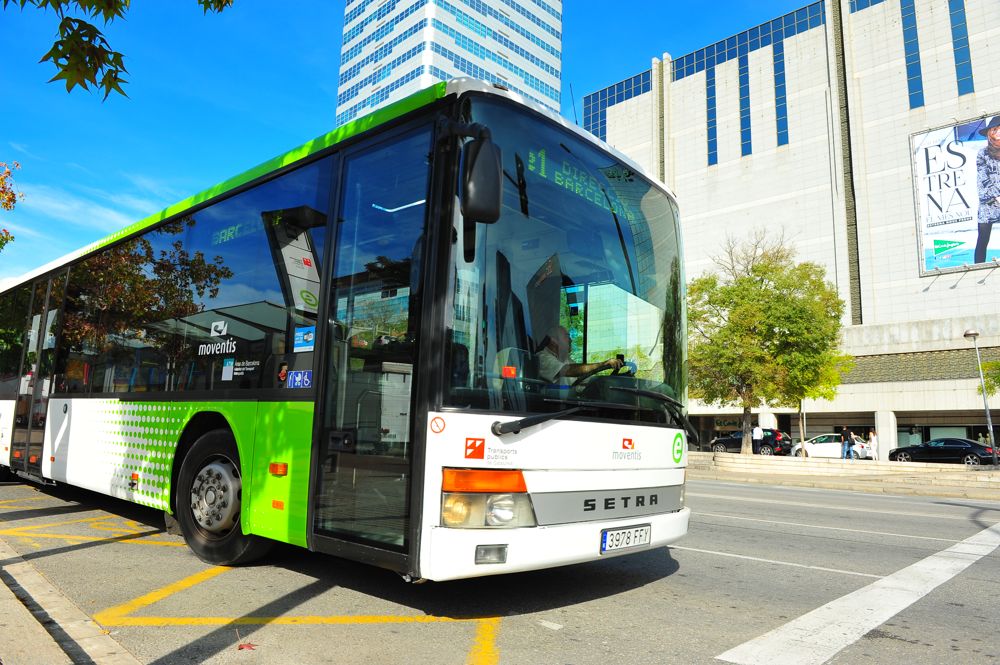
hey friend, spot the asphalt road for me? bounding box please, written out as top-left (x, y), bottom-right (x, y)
top-left (1, 478), bottom-right (998, 664)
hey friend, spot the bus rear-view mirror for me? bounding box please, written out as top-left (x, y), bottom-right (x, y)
top-left (461, 137), bottom-right (502, 224)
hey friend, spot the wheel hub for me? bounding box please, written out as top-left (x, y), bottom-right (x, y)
top-left (191, 459), bottom-right (240, 534)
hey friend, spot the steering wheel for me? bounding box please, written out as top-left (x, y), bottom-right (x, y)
top-left (570, 356), bottom-right (632, 387)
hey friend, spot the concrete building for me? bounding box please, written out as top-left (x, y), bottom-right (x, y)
top-left (583, 0), bottom-right (1000, 458)
top-left (336, 0), bottom-right (562, 126)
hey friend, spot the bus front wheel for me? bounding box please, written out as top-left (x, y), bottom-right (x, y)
top-left (176, 429), bottom-right (272, 565)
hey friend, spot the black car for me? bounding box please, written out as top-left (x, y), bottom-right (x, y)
top-left (889, 437), bottom-right (996, 465)
top-left (706, 429), bottom-right (792, 455)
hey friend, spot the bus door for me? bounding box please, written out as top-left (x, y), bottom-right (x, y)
top-left (11, 272), bottom-right (65, 478)
top-left (312, 128), bottom-right (431, 559)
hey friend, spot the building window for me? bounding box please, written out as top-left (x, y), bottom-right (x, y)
top-left (773, 39), bottom-right (788, 146)
top-left (900, 0), bottom-right (924, 109)
top-left (948, 0), bottom-right (974, 96)
top-left (849, 0), bottom-right (886, 12)
top-left (582, 71), bottom-right (651, 142)
top-left (707, 66), bottom-right (717, 166)
top-left (739, 54), bottom-right (751, 156)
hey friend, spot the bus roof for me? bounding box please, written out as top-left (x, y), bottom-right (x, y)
top-left (4, 78), bottom-right (674, 291)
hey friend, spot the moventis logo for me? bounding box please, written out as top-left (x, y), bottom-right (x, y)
top-left (210, 321), bottom-right (228, 337)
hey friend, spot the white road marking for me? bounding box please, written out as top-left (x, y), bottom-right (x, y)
top-left (688, 491), bottom-right (1000, 522)
top-left (538, 620), bottom-right (563, 631)
top-left (668, 545), bottom-right (882, 579)
top-left (714, 521), bottom-right (1000, 665)
top-left (694, 512), bottom-right (959, 543)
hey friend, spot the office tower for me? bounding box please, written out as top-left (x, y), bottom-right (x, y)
top-left (337, 0), bottom-right (562, 126)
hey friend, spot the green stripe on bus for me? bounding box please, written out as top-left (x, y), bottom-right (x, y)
top-left (83, 82), bottom-right (449, 255)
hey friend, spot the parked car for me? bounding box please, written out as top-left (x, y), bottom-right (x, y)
top-left (888, 437), bottom-right (996, 465)
top-left (706, 429), bottom-right (792, 455)
top-left (790, 433), bottom-right (872, 460)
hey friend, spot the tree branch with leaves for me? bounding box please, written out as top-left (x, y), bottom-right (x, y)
top-left (3, 0), bottom-right (235, 99)
top-left (0, 160), bottom-right (23, 254)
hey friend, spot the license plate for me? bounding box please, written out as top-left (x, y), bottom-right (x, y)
top-left (600, 524), bottom-right (651, 554)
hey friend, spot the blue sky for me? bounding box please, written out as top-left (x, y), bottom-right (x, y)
top-left (0, 0), bottom-right (807, 285)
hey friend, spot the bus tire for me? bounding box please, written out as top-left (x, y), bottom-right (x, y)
top-left (0, 465), bottom-right (12, 482)
top-left (176, 429), bottom-right (272, 565)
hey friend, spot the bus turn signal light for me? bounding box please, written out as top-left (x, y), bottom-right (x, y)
top-left (442, 468), bottom-right (526, 493)
top-left (501, 365), bottom-right (517, 379)
top-left (269, 463), bottom-right (288, 477)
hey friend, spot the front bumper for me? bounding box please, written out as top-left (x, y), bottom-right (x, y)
top-left (420, 507), bottom-right (690, 581)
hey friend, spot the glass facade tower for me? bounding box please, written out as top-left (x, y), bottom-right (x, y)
top-left (336, 0), bottom-right (563, 127)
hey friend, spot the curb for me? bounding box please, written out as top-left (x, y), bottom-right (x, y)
top-left (686, 469), bottom-right (1000, 501)
top-left (0, 537), bottom-right (142, 665)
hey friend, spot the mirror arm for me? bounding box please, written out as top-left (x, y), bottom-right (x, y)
top-left (436, 116), bottom-right (492, 142)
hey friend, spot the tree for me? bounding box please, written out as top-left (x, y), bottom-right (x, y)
top-left (0, 160), bottom-right (22, 254)
top-left (3, 0), bottom-right (234, 99)
top-left (687, 230), bottom-right (849, 454)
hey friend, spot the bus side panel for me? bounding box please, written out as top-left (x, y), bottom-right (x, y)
top-left (44, 399), bottom-right (259, 519)
top-left (45, 398), bottom-right (185, 510)
top-left (0, 399), bottom-right (14, 467)
top-left (248, 401), bottom-right (314, 548)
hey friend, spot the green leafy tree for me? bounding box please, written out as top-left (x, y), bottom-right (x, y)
top-left (978, 361), bottom-right (1000, 397)
top-left (2, 0), bottom-right (234, 99)
top-left (688, 230), bottom-right (849, 454)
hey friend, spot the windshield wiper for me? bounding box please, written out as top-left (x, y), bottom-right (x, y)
top-left (609, 386), bottom-right (700, 445)
top-left (491, 406), bottom-right (582, 436)
top-left (490, 398), bottom-right (645, 436)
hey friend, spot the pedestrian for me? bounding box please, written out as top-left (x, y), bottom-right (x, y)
top-left (868, 428), bottom-right (878, 461)
top-left (752, 423), bottom-right (763, 455)
top-left (841, 425), bottom-right (853, 462)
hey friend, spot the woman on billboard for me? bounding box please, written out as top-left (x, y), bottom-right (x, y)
top-left (975, 116), bottom-right (1000, 263)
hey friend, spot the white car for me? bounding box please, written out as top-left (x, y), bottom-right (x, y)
top-left (790, 433), bottom-right (872, 460)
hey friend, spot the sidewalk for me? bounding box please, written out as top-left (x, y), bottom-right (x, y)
top-left (687, 451), bottom-right (1000, 502)
top-left (0, 537), bottom-right (141, 665)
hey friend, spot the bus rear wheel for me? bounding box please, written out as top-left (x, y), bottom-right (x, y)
top-left (176, 429), bottom-right (272, 565)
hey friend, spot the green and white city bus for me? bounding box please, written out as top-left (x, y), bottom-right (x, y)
top-left (0, 79), bottom-right (691, 581)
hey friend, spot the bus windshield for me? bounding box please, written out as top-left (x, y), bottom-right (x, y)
top-left (444, 97), bottom-right (685, 425)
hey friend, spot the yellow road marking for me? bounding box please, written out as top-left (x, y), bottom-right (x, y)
top-left (98, 614), bottom-right (472, 626)
top-left (1, 515), bottom-right (109, 532)
top-left (0, 496), bottom-right (47, 506)
top-left (95, 566), bottom-right (231, 625)
top-left (94, 566), bottom-right (502, 661)
top-left (467, 617), bottom-right (501, 665)
top-left (0, 531), bottom-right (185, 547)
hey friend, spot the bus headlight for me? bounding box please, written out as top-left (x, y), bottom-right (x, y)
top-left (486, 493), bottom-right (515, 525)
top-left (441, 492), bottom-right (536, 528)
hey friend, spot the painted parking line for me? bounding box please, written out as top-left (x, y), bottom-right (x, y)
top-left (693, 512), bottom-right (960, 543)
top-left (94, 567), bottom-right (501, 665)
top-left (0, 515), bottom-right (185, 548)
top-left (715, 521), bottom-right (1000, 665)
top-left (669, 545), bottom-right (882, 579)
top-left (689, 491), bottom-right (1000, 522)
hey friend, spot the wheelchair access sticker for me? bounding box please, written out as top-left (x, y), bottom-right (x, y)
top-left (286, 370), bottom-right (313, 389)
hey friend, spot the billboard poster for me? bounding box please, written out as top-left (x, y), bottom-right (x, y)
top-left (913, 115), bottom-right (1000, 273)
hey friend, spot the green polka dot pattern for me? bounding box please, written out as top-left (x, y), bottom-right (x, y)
top-left (98, 400), bottom-right (184, 511)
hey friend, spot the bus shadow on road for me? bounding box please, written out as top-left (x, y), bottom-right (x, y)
top-left (267, 542), bottom-right (681, 619)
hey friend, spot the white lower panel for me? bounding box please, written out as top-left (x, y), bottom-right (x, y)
top-left (44, 398), bottom-right (178, 510)
top-left (420, 508), bottom-right (690, 581)
top-left (0, 399), bottom-right (14, 467)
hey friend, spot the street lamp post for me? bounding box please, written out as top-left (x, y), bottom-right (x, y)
top-left (964, 329), bottom-right (999, 468)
